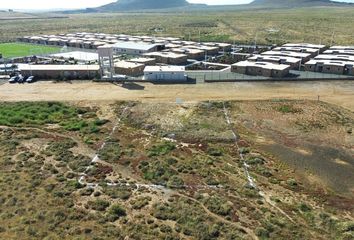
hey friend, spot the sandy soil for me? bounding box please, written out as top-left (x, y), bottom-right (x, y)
top-left (0, 80), bottom-right (353, 110)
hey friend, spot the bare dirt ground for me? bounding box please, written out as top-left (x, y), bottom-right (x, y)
top-left (1, 80), bottom-right (353, 110)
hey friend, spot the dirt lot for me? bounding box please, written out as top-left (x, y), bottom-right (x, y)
top-left (0, 80), bottom-right (353, 110)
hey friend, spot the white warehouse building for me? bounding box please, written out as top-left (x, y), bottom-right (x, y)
top-left (112, 42), bottom-right (164, 55)
top-left (143, 66), bottom-right (187, 82)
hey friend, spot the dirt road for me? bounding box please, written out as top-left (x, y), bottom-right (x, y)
top-left (1, 80), bottom-right (353, 110)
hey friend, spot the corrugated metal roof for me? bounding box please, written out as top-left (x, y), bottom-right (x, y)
top-left (112, 42), bottom-right (159, 51)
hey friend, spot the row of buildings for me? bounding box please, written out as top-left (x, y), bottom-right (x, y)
top-left (18, 63), bottom-right (187, 82)
top-left (231, 43), bottom-right (327, 77)
top-left (304, 46), bottom-right (354, 75)
top-left (15, 32), bottom-right (235, 81)
top-left (231, 44), bottom-right (354, 78)
top-left (13, 32), bottom-right (354, 80)
top-left (18, 32), bottom-right (231, 58)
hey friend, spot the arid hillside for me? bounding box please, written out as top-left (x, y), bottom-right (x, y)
top-left (0, 100), bottom-right (353, 240)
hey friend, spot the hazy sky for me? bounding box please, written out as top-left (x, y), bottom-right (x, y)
top-left (1, 0), bottom-right (352, 10)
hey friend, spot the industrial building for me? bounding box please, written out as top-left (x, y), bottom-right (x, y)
top-left (216, 43), bottom-right (233, 52)
top-left (143, 52), bottom-right (188, 65)
top-left (304, 59), bottom-right (354, 75)
top-left (127, 57), bottom-right (156, 65)
top-left (143, 66), bottom-right (187, 82)
top-left (261, 51), bottom-right (312, 62)
top-left (114, 61), bottom-right (145, 76)
top-left (192, 45), bottom-right (220, 55)
top-left (247, 55), bottom-right (301, 69)
top-left (112, 42), bottom-right (164, 55)
top-left (329, 46), bottom-right (354, 51)
top-left (323, 49), bottom-right (354, 56)
top-left (282, 43), bottom-right (327, 52)
top-left (303, 45), bottom-right (354, 75)
top-left (231, 53), bottom-right (252, 62)
top-left (51, 51), bottom-right (99, 63)
top-left (169, 48), bottom-right (205, 60)
top-left (273, 46), bottom-right (320, 57)
top-left (314, 54), bottom-right (354, 62)
top-left (19, 64), bottom-right (100, 79)
top-left (231, 61), bottom-right (291, 78)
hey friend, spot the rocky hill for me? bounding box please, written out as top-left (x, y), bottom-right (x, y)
top-left (250, 0), bottom-right (350, 8)
top-left (96, 0), bottom-right (192, 11)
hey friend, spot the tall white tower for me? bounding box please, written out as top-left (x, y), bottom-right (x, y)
top-left (98, 45), bottom-right (115, 80)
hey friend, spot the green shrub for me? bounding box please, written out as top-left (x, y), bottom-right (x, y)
top-left (255, 227), bottom-right (270, 238)
top-left (239, 147), bottom-right (250, 154)
top-left (98, 142), bottom-right (121, 163)
top-left (246, 157), bottom-right (265, 165)
top-left (299, 203), bottom-right (312, 212)
top-left (204, 196), bottom-right (232, 216)
top-left (140, 160), bottom-right (177, 185)
top-left (103, 187), bottom-right (132, 200)
top-left (339, 221), bottom-right (354, 232)
top-left (277, 105), bottom-right (300, 114)
top-left (286, 178), bottom-right (298, 188)
top-left (130, 196), bottom-right (152, 210)
top-left (167, 176), bottom-right (185, 189)
top-left (207, 148), bottom-right (223, 157)
top-left (147, 142), bottom-right (176, 157)
top-left (79, 188), bottom-right (94, 196)
top-left (90, 199), bottom-right (110, 211)
top-left (107, 204), bottom-right (126, 221)
top-left (62, 120), bottom-right (88, 131)
top-left (0, 102), bottom-right (78, 126)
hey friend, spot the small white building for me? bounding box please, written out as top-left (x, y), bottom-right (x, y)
top-left (143, 66), bottom-right (187, 82)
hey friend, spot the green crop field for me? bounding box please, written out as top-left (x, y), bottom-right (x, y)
top-left (0, 43), bottom-right (60, 58)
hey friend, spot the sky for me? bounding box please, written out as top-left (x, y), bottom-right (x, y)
top-left (0, 0), bottom-right (353, 10)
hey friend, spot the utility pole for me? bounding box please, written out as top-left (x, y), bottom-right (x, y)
top-left (299, 58), bottom-right (302, 71)
top-left (254, 31), bottom-right (258, 53)
top-left (330, 30), bottom-right (335, 47)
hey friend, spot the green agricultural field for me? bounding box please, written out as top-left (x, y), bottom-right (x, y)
top-left (0, 43), bottom-right (60, 58)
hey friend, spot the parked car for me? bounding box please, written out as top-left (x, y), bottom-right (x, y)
top-left (8, 76), bottom-right (18, 84)
top-left (17, 74), bottom-right (24, 84)
top-left (26, 76), bottom-right (35, 83)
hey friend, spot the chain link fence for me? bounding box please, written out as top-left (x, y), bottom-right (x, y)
top-left (187, 70), bottom-right (354, 83)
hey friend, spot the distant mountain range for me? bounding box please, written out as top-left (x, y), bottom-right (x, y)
top-left (66, 0), bottom-right (352, 13)
top-left (250, 0), bottom-right (350, 8)
top-left (96, 0), bottom-right (193, 11)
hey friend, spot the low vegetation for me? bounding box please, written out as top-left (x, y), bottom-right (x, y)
top-left (1, 7), bottom-right (354, 45)
top-left (0, 100), bottom-right (352, 240)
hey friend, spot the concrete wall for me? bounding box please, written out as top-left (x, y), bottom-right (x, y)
top-left (21, 69), bottom-right (99, 80)
top-left (144, 72), bottom-right (187, 81)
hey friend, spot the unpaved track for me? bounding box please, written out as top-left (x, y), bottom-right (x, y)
top-left (0, 80), bottom-right (353, 110)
